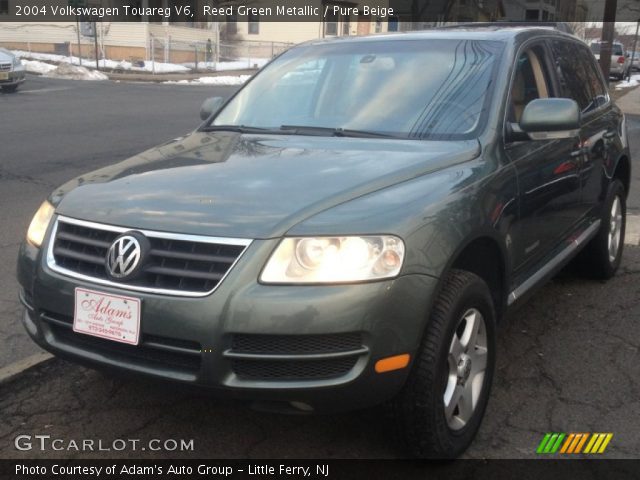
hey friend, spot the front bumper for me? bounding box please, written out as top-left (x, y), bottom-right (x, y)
top-left (0, 70), bottom-right (26, 86)
top-left (17, 235), bottom-right (438, 413)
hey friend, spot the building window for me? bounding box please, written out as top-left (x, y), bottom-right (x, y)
top-left (375, 17), bottom-right (382, 33)
top-left (324, 9), bottom-right (338, 36)
top-left (248, 13), bottom-right (259, 34)
top-left (226, 14), bottom-right (237, 34)
top-left (525, 9), bottom-right (539, 20)
top-left (342, 19), bottom-right (350, 35)
top-left (388, 16), bottom-right (399, 32)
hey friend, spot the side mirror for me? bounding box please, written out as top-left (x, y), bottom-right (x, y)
top-left (520, 98), bottom-right (580, 140)
top-left (200, 96), bottom-right (224, 121)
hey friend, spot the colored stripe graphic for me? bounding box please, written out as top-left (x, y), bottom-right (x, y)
top-left (574, 433), bottom-right (589, 454)
top-left (536, 433), bottom-right (613, 454)
top-left (597, 434), bottom-right (613, 453)
top-left (536, 433), bottom-right (552, 454)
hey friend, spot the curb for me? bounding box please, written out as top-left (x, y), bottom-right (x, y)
top-left (626, 214), bottom-right (640, 246)
top-left (0, 352), bottom-right (54, 386)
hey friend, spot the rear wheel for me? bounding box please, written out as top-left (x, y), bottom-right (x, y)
top-left (390, 269), bottom-right (496, 458)
top-left (576, 179), bottom-right (626, 280)
top-left (1, 85), bottom-right (18, 93)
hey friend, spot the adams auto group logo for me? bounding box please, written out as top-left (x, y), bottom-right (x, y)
top-left (536, 432), bottom-right (613, 455)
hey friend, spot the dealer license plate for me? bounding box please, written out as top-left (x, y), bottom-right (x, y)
top-left (73, 287), bottom-right (141, 345)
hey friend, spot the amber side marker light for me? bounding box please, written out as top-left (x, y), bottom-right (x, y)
top-left (375, 354), bottom-right (410, 373)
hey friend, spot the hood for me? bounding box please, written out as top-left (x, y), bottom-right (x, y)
top-left (0, 49), bottom-right (14, 63)
top-left (53, 132), bottom-right (480, 239)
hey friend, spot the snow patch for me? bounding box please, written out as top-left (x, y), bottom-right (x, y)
top-left (164, 75), bottom-right (251, 86)
top-left (21, 59), bottom-right (57, 75)
top-left (13, 50), bottom-right (264, 74)
top-left (615, 74), bottom-right (640, 90)
top-left (21, 58), bottom-right (107, 80)
top-left (47, 63), bottom-right (108, 81)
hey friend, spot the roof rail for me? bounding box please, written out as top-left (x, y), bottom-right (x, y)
top-left (438, 22), bottom-right (574, 34)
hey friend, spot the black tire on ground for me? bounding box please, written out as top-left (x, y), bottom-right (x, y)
top-left (576, 179), bottom-right (626, 280)
top-left (1, 85), bottom-right (19, 93)
top-left (389, 269), bottom-right (496, 458)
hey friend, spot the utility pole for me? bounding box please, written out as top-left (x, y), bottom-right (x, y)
top-left (75, 15), bottom-right (82, 66)
top-left (599, 0), bottom-right (618, 84)
top-left (630, 20), bottom-right (640, 80)
top-left (69, 0), bottom-right (86, 66)
top-left (93, 20), bottom-right (99, 71)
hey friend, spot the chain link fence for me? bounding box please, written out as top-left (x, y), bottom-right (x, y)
top-left (148, 36), bottom-right (293, 73)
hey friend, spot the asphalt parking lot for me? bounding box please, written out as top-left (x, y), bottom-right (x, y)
top-left (0, 75), bottom-right (639, 459)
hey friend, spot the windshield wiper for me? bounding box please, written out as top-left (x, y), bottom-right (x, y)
top-left (279, 125), bottom-right (402, 139)
top-left (202, 124), bottom-right (402, 139)
top-left (201, 125), bottom-right (277, 134)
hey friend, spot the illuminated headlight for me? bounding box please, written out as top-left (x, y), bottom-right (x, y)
top-left (26, 201), bottom-right (55, 247)
top-left (260, 236), bottom-right (405, 284)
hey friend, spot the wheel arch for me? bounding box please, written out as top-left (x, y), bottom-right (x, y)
top-left (613, 154), bottom-right (631, 198)
top-left (433, 231), bottom-right (510, 323)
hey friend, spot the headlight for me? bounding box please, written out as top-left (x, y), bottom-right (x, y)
top-left (26, 201), bottom-right (55, 247)
top-left (13, 57), bottom-right (20, 67)
top-left (260, 235), bottom-right (405, 284)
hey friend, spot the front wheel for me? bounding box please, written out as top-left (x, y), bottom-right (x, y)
top-left (389, 269), bottom-right (496, 458)
top-left (1, 85), bottom-right (19, 93)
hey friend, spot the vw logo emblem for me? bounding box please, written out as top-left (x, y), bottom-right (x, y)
top-left (106, 233), bottom-right (145, 279)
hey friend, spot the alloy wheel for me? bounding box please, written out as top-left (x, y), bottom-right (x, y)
top-left (443, 308), bottom-right (488, 431)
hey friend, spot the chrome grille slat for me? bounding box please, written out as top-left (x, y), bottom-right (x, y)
top-left (0, 63), bottom-right (11, 72)
top-left (47, 216), bottom-right (251, 297)
top-left (145, 265), bottom-right (224, 281)
top-left (53, 246), bottom-right (104, 265)
top-left (149, 248), bottom-right (236, 264)
top-left (57, 231), bottom-right (111, 248)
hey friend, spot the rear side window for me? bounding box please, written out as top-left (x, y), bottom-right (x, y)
top-left (590, 42), bottom-right (624, 56)
top-left (551, 40), bottom-right (607, 114)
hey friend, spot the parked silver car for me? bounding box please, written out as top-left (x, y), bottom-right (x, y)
top-left (590, 41), bottom-right (629, 80)
top-left (0, 48), bottom-right (26, 93)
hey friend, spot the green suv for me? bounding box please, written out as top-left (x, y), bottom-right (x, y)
top-left (17, 26), bottom-right (630, 457)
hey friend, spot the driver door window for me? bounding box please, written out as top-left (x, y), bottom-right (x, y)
top-left (510, 49), bottom-right (549, 124)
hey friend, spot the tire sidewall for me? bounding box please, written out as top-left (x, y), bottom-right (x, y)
top-left (433, 278), bottom-right (496, 452)
top-left (599, 180), bottom-right (626, 276)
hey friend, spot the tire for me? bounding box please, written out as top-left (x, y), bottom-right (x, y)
top-left (576, 179), bottom-right (626, 280)
top-left (1, 85), bottom-right (18, 93)
top-left (389, 269), bottom-right (496, 458)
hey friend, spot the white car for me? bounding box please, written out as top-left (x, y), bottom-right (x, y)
top-left (590, 41), bottom-right (629, 80)
top-left (0, 48), bottom-right (26, 93)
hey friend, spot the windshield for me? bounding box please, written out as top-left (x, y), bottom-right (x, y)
top-left (210, 39), bottom-right (504, 140)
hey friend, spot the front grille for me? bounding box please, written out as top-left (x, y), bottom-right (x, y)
top-left (232, 333), bottom-right (363, 355)
top-left (49, 217), bottom-right (250, 296)
top-left (228, 333), bottom-right (366, 381)
top-left (232, 357), bottom-right (359, 380)
top-left (41, 310), bottom-right (202, 373)
top-left (0, 63), bottom-right (11, 72)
